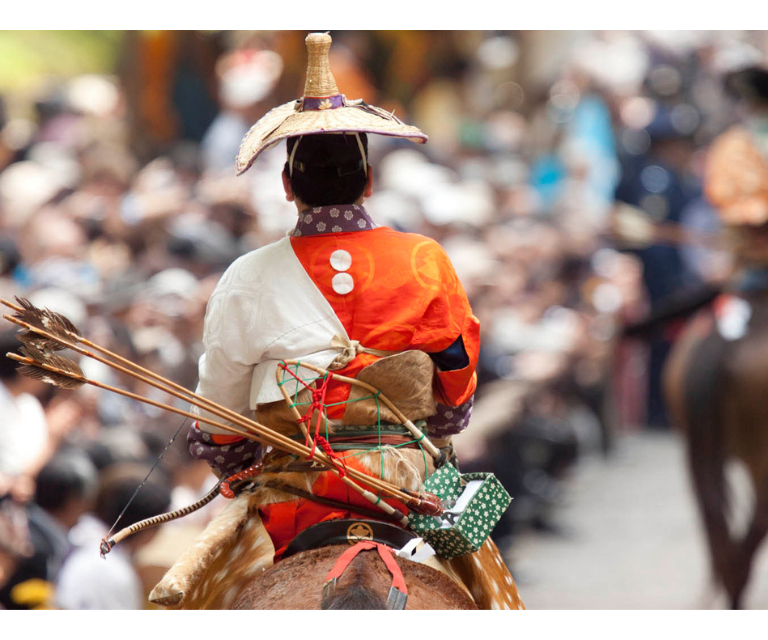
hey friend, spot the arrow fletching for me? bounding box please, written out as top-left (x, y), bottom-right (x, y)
top-left (13, 345), bottom-right (86, 390)
top-left (11, 296), bottom-right (81, 351)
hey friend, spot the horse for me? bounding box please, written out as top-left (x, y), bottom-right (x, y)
top-left (147, 352), bottom-right (525, 610)
top-left (231, 543), bottom-right (478, 610)
top-left (663, 278), bottom-right (768, 609)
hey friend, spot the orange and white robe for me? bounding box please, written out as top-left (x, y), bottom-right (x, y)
top-left (188, 204), bottom-right (480, 476)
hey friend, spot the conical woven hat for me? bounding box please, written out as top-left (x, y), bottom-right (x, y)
top-left (235, 32), bottom-right (428, 175)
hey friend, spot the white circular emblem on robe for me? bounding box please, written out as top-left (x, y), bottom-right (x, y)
top-left (330, 249), bottom-right (352, 272)
top-left (332, 272), bottom-right (354, 295)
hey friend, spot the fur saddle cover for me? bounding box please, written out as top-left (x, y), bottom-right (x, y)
top-left (148, 352), bottom-right (524, 609)
top-left (148, 448), bottom-right (438, 609)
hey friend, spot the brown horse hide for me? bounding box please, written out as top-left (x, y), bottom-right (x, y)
top-left (150, 351), bottom-right (524, 609)
top-left (663, 290), bottom-right (768, 608)
top-left (230, 544), bottom-right (477, 610)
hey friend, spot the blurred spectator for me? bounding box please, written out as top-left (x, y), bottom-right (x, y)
top-left (200, 47), bottom-right (283, 174)
top-left (0, 330), bottom-right (85, 498)
top-left (0, 451), bottom-right (97, 609)
top-left (56, 463), bottom-right (171, 610)
top-left (119, 31), bottom-right (221, 161)
top-left (614, 103), bottom-right (704, 428)
top-left (0, 493), bottom-right (33, 606)
top-left (0, 331), bottom-right (49, 483)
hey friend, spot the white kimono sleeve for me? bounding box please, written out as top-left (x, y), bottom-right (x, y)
top-left (193, 267), bottom-right (263, 435)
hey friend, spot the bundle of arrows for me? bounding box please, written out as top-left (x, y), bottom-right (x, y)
top-left (1, 297), bottom-right (443, 555)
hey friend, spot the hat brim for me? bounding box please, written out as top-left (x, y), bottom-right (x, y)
top-left (236, 99), bottom-right (428, 175)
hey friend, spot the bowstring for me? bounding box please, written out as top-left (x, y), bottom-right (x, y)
top-left (105, 415), bottom-right (189, 541)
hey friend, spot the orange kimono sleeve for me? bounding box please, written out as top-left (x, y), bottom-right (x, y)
top-left (433, 313), bottom-right (480, 407)
top-left (409, 240), bottom-right (480, 407)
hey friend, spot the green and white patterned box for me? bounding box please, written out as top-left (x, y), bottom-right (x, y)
top-left (408, 464), bottom-right (511, 559)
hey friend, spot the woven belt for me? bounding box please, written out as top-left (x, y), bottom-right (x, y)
top-left (289, 420), bottom-right (429, 452)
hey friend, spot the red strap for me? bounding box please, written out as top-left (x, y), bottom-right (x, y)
top-left (324, 541), bottom-right (407, 595)
top-left (210, 433), bottom-right (246, 445)
top-left (193, 421), bottom-right (245, 445)
top-left (374, 543), bottom-right (408, 595)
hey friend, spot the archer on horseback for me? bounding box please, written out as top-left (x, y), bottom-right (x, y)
top-left (662, 61), bottom-right (768, 609)
top-left (187, 32), bottom-right (473, 527)
top-left (140, 32), bottom-right (521, 609)
top-left (2, 32), bottom-right (522, 610)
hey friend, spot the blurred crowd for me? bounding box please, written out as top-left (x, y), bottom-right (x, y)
top-left (0, 30), bottom-right (765, 609)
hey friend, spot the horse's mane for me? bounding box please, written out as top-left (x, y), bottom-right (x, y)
top-left (321, 580), bottom-right (386, 610)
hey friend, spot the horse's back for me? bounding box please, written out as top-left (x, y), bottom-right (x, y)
top-left (665, 293), bottom-right (768, 607)
top-left (665, 296), bottom-right (768, 482)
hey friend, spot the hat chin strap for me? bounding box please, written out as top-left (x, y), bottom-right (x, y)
top-left (288, 133), bottom-right (368, 178)
top-left (354, 132), bottom-right (368, 176)
top-left (288, 135), bottom-right (304, 178)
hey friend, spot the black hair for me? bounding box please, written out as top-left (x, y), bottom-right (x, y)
top-left (725, 66), bottom-right (768, 106)
top-left (0, 237), bottom-right (18, 278)
top-left (284, 133), bottom-right (368, 207)
top-left (0, 331), bottom-right (21, 381)
top-left (34, 451), bottom-right (98, 512)
top-left (94, 464), bottom-right (172, 530)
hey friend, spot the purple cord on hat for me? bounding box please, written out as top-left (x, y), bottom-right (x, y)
top-left (302, 94), bottom-right (345, 111)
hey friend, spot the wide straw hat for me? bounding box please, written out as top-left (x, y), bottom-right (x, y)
top-left (235, 32), bottom-right (428, 175)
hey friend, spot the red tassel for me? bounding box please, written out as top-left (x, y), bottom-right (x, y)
top-left (410, 492), bottom-right (443, 516)
top-left (220, 461), bottom-right (264, 500)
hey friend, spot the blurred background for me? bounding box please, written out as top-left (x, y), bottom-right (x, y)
top-left (0, 29), bottom-right (766, 610)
